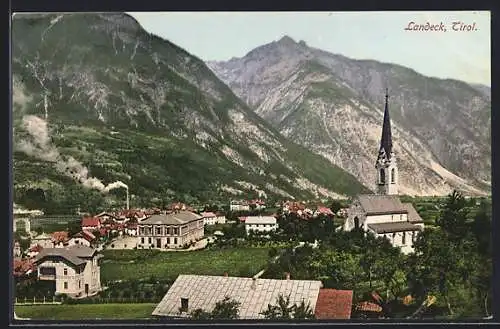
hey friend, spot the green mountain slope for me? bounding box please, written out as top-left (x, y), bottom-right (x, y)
top-left (12, 13), bottom-right (368, 214)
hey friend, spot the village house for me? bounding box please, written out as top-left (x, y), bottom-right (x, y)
top-left (248, 199), bottom-right (266, 210)
top-left (34, 245), bottom-right (103, 298)
top-left (168, 203), bottom-right (196, 213)
top-left (314, 206), bottom-right (335, 218)
top-left (51, 231), bottom-right (69, 248)
top-left (81, 217), bottom-right (101, 231)
top-left (229, 200), bottom-right (250, 212)
top-left (342, 90), bottom-right (424, 254)
top-left (152, 274), bottom-right (353, 319)
top-left (94, 212), bottom-right (118, 222)
top-left (13, 241), bottom-right (22, 258)
top-left (124, 220), bottom-right (138, 236)
top-left (137, 211), bottom-right (204, 249)
top-left (27, 244), bottom-right (43, 258)
top-left (67, 230), bottom-right (97, 248)
top-left (244, 216), bottom-right (278, 235)
top-left (282, 201), bottom-right (306, 216)
top-left (200, 212), bottom-right (226, 225)
top-left (30, 232), bottom-right (54, 249)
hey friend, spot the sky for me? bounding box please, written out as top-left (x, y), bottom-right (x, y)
top-left (129, 11), bottom-right (491, 86)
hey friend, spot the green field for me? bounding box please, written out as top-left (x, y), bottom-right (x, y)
top-left (15, 303), bottom-right (156, 320)
top-left (101, 248), bottom-right (272, 282)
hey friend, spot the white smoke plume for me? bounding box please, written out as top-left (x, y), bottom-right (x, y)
top-left (16, 115), bottom-right (128, 193)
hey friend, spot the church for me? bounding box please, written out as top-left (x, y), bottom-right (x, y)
top-left (343, 90), bottom-right (424, 254)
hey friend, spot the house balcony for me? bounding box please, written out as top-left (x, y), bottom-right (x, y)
top-left (38, 274), bottom-right (56, 280)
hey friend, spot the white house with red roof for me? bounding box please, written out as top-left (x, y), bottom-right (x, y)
top-left (68, 231), bottom-right (98, 247)
top-left (81, 217), bottom-right (101, 231)
top-left (27, 244), bottom-right (43, 258)
top-left (229, 200), bottom-right (250, 212)
top-left (201, 212), bottom-right (226, 225)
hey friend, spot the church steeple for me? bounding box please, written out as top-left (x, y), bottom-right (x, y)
top-left (375, 88), bottom-right (398, 195)
top-left (379, 88), bottom-right (393, 159)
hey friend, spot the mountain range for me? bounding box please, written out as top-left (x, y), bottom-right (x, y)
top-left (207, 36), bottom-right (491, 196)
top-left (12, 13), bottom-right (369, 214)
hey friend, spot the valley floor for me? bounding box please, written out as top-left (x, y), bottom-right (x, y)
top-left (15, 303), bottom-right (156, 320)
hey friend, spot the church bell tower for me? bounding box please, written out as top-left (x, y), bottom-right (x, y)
top-left (375, 89), bottom-right (398, 195)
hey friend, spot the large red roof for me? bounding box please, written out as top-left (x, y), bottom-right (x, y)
top-left (81, 217), bottom-right (100, 227)
top-left (314, 289), bottom-right (353, 319)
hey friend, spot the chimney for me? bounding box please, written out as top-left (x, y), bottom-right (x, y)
top-left (285, 272), bottom-right (290, 280)
top-left (251, 277), bottom-right (257, 289)
top-left (224, 272), bottom-right (228, 277)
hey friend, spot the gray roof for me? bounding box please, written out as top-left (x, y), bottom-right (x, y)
top-left (34, 245), bottom-right (98, 266)
top-left (244, 216), bottom-right (276, 225)
top-left (368, 222), bottom-right (423, 234)
top-left (401, 203), bottom-right (424, 223)
top-left (140, 211), bottom-right (202, 225)
top-left (357, 195), bottom-right (407, 215)
top-left (32, 232), bottom-right (52, 240)
top-left (152, 275), bottom-right (322, 319)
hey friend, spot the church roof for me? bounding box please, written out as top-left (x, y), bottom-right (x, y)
top-left (379, 89), bottom-right (393, 159)
top-left (401, 203), bottom-right (424, 223)
top-left (368, 221), bottom-right (423, 234)
top-left (357, 195), bottom-right (407, 215)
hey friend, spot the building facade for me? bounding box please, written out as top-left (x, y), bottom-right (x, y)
top-left (34, 245), bottom-right (103, 298)
top-left (201, 212), bottom-right (226, 225)
top-left (343, 89), bottom-right (424, 254)
top-left (244, 216), bottom-right (278, 235)
top-left (137, 211), bottom-right (204, 249)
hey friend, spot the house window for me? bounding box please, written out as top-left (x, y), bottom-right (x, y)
top-left (392, 233), bottom-right (396, 241)
top-left (402, 232), bottom-right (406, 245)
top-left (156, 227), bottom-right (162, 235)
top-left (64, 282), bottom-right (68, 289)
top-left (166, 227), bottom-right (171, 235)
top-left (391, 168), bottom-right (396, 183)
top-left (167, 237), bottom-right (170, 244)
top-left (79, 281), bottom-right (81, 289)
top-left (174, 238), bottom-right (178, 244)
top-left (148, 237), bottom-right (152, 244)
top-left (380, 169), bottom-right (386, 184)
top-left (63, 268), bottom-right (68, 275)
top-left (141, 237), bottom-right (144, 244)
top-left (412, 231), bottom-right (417, 243)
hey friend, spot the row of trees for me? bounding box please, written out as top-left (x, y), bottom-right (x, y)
top-left (261, 191), bottom-right (491, 319)
top-left (188, 295), bottom-right (315, 320)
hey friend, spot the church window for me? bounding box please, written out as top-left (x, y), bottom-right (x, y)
top-left (380, 169), bottom-right (386, 184)
top-left (402, 232), bottom-right (406, 245)
top-left (391, 168), bottom-right (396, 184)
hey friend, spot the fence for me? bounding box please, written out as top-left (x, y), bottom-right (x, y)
top-left (14, 296), bottom-right (162, 305)
top-left (15, 296), bottom-right (62, 305)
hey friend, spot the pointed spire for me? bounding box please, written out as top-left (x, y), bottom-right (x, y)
top-left (379, 88), bottom-right (393, 158)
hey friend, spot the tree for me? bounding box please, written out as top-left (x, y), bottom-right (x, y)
top-left (260, 294), bottom-right (315, 319)
top-left (435, 190), bottom-right (468, 239)
top-left (330, 200), bottom-right (343, 214)
top-left (190, 296), bottom-right (240, 320)
top-left (67, 220), bottom-right (81, 236)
